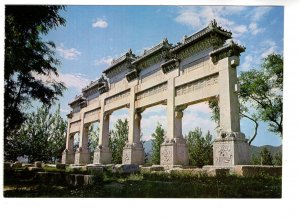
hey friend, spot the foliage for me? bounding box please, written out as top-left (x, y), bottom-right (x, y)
top-left (239, 53), bottom-right (283, 136)
top-left (186, 128), bottom-right (213, 167)
top-left (5, 6), bottom-right (66, 147)
top-left (260, 147), bottom-right (274, 165)
top-left (5, 105), bottom-right (67, 162)
top-left (273, 152), bottom-right (282, 166)
top-left (151, 123), bottom-right (165, 164)
top-left (208, 98), bottom-right (220, 127)
top-left (88, 124), bottom-right (99, 152)
top-left (109, 119), bottom-right (129, 164)
top-left (208, 53), bottom-right (283, 143)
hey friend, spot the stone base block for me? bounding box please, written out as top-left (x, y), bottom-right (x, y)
top-left (202, 165), bottom-right (231, 176)
top-left (213, 133), bottom-right (250, 166)
top-left (56, 163), bottom-right (66, 170)
top-left (74, 148), bottom-right (90, 165)
top-left (34, 161), bottom-right (42, 168)
top-left (160, 138), bottom-right (188, 166)
top-left (61, 149), bottom-right (75, 164)
top-left (93, 146), bottom-right (112, 164)
top-left (233, 165), bottom-right (282, 177)
top-left (122, 143), bottom-right (145, 165)
top-left (86, 165), bottom-right (104, 175)
top-left (112, 164), bottom-right (140, 174)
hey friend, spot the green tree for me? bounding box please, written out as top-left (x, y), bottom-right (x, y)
top-left (5, 6), bottom-right (66, 147)
top-left (151, 123), bottom-right (165, 164)
top-left (5, 105), bottom-right (67, 162)
top-left (88, 124), bottom-right (99, 162)
top-left (273, 152), bottom-right (282, 166)
top-left (260, 147), bottom-right (273, 165)
top-left (109, 119), bottom-right (129, 164)
top-left (186, 128), bottom-right (213, 167)
top-left (239, 53), bottom-right (283, 136)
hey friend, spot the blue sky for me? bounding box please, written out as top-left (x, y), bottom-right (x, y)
top-left (43, 6), bottom-right (283, 146)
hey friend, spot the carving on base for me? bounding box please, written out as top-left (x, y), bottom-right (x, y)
top-left (74, 147), bottom-right (90, 165)
top-left (93, 146), bottom-right (112, 164)
top-left (160, 137), bottom-right (188, 166)
top-left (213, 131), bottom-right (250, 166)
top-left (61, 149), bottom-right (75, 164)
top-left (122, 143), bottom-right (145, 165)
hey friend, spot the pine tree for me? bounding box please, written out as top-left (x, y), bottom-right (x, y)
top-left (151, 123), bottom-right (165, 164)
top-left (186, 128), bottom-right (213, 167)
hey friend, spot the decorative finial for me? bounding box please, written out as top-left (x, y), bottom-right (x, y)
top-left (209, 19), bottom-right (217, 28)
top-left (162, 37), bottom-right (168, 44)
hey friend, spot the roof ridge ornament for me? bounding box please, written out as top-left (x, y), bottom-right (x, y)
top-left (209, 19), bottom-right (218, 29)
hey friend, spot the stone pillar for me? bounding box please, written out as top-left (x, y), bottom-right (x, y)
top-left (122, 86), bottom-right (145, 165)
top-left (74, 121), bottom-right (90, 165)
top-left (62, 117), bottom-right (75, 164)
top-left (93, 100), bottom-right (112, 164)
top-left (213, 56), bottom-right (250, 166)
top-left (161, 77), bottom-right (188, 166)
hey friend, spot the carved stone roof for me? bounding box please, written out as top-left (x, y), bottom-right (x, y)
top-left (102, 49), bottom-right (137, 76)
top-left (210, 39), bottom-right (245, 57)
top-left (82, 80), bottom-right (99, 93)
top-left (171, 19), bottom-right (232, 53)
top-left (132, 38), bottom-right (172, 65)
top-left (68, 95), bottom-right (86, 106)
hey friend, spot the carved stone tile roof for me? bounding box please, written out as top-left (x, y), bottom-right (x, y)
top-left (132, 38), bottom-right (172, 65)
top-left (171, 19), bottom-right (232, 53)
top-left (68, 94), bottom-right (85, 106)
top-left (209, 39), bottom-right (246, 56)
top-left (82, 79), bottom-right (99, 92)
top-left (103, 49), bottom-right (136, 76)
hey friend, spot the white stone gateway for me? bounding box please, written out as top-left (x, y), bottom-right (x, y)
top-left (62, 20), bottom-right (250, 167)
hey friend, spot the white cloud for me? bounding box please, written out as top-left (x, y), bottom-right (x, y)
top-left (93, 56), bottom-right (113, 66)
top-left (56, 43), bottom-right (81, 60)
top-left (250, 7), bottom-right (272, 22)
top-left (241, 54), bottom-right (254, 71)
top-left (58, 73), bottom-right (90, 90)
top-left (249, 22), bottom-right (264, 35)
top-left (182, 104), bottom-right (216, 137)
top-left (174, 6), bottom-right (248, 38)
top-left (32, 71), bottom-right (90, 92)
top-left (260, 40), bottom-right (278, 58)
top-left (92, 18), bottom-right (108, 28)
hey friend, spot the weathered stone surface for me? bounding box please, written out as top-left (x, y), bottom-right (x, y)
top-left (204, 167), bottom-right (230, 177)
top-left (61, 149), bottom-right (75, 164)
top-left (122, 143), bottom-right (145, 165)
top-left (86, 165), bottom-right (104, 175)
top-left (93, 146), bottom-right (112, 164)
top-left (112, 164), bottom-right (140, 174)
top-left (12, 161), bottom-right (22, 168)
top-left (28, 167), bottom-right (43, 172)
top-left (56, 163), bottom-right (66, 170)
top-left (160, 138), bottom-right (188, 166)
top-left (74, 147), bottom-right (90, 165)
top-left (34, 161), bottom-right (42, 168)
top-left (213, 132), bottom-right (250, 166)
top-left (233, 165), bottom-right (282, 177)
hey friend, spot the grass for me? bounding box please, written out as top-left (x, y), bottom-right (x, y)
top-left (3, 168), bottom-right (281, 198)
